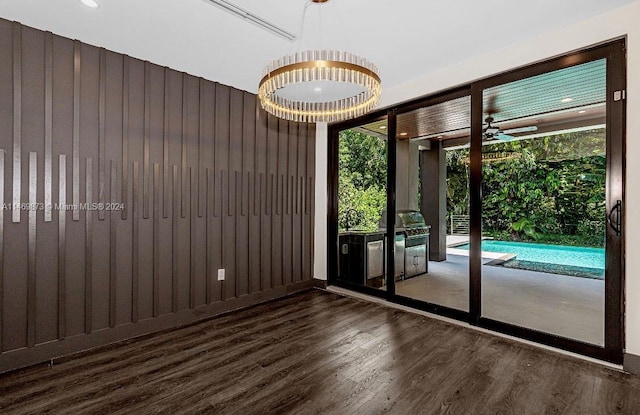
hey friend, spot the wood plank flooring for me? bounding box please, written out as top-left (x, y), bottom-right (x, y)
top-left (1, 289), bottom-right (640, 414)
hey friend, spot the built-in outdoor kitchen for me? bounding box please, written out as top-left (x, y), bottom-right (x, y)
top-left (339, 211), bottom-right (430, 288)
top-left (337, 133), bottom-right (447, 288)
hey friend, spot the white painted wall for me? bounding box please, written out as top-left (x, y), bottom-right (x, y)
top-left (314, 122), bottom-right (328, 281)
top-left (314, 1), bottom-right (640, 355)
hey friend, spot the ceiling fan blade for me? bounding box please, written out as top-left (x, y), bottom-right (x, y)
top-left (502, 126), bottom-right (538, 134)
top-left (497, 133), bottom-right (515, 141)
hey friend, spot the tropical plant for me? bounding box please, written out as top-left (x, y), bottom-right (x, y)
top-left (447, 129), bottom-right (606, 247)
top-left (337, 125), bottom-right (606, 248)
top-left (338, 129), bottom-right (388, 231)
top-left (511, 218), bottom-right (537, 240)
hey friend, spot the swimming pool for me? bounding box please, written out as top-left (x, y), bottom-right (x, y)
top-left (457, 240), bottom-right (605, 271)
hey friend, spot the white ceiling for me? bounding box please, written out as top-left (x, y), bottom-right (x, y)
top-left (0, 0), bottom-right (634, 96)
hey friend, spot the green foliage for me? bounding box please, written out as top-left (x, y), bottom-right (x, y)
top-left (338, 125), bottom-right (606, 247)
top-left (448, 129), bottom-right (606, 247)
top-left (446, 150), bottom-right (470, 219)
top-left (576, 220), bottom-right (606, 246)
top-left (338, 129), bottom-right (387, 231)
top-left (511, 218), bottom-right (537, 240)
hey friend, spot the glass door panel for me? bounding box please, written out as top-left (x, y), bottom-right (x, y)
top-left (336, 119), bottom-right (389, 291)
top-left (393, 96), bottom-right (471, 312)
top-left (480, 59), bottom-right (607, 345)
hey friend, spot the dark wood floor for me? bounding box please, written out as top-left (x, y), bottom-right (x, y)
top-left (1, 290), bottom-right (640, 414)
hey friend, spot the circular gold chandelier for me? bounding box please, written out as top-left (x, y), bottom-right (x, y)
top-left (258, 1), bottom-right (381, 123)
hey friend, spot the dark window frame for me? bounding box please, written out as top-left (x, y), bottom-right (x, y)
top-left (328, 38), bottom-right (626, 363)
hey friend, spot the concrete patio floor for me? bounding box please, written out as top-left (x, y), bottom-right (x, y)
top-left (395, 254), bottom-right (605, 346)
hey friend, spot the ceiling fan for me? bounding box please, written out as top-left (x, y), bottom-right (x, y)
top-left (483, 95), bottom-right (537, 141)
top-left (484, 116), bottom-right (538, 141)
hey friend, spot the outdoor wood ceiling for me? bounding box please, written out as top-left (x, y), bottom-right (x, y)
top-left (484, 59), bottom-right (606, 123)
top-left (358, 96), bottom-right (470, 140)
top-left (396, 96), bottom-right (471, 140)
top-left (358, 59), bottom-right (606, 142)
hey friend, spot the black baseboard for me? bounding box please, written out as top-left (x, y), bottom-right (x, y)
top-left (624, 353), bottom-right (640, 376)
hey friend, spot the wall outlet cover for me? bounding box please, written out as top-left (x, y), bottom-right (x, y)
top-left (217, 268), bottom-right (225, 281)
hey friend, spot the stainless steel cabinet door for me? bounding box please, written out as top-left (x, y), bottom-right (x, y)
top-left (405, 245), bottom-right (427, 278)
top-left (367, 240), bottom-right (385, 279)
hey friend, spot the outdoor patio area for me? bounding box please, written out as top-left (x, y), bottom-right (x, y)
top-left (395, 253), bottom-right (605, 346)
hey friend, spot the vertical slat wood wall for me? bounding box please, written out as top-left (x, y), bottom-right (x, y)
top-left (0, 19), bottom-right (316, 373)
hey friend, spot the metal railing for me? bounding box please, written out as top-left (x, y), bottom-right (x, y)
top-left (450, 215), bottom-right (470, 235)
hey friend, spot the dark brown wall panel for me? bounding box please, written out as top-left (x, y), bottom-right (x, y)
top-left (288, 124), bottom-right (297, 286)
top-left (0, 151), bottom-right (5, 351)
top-left (305, 124), bottom-right (316, 281)
top-left (242, 92), bottom-right (260, 293)
top-left (12, 22), bottom-right (22, 225)
top-left (84, 157), bottom-right (93, 334)
top-left (115, 206), bottom-right (133, 326)
top-left (264, 115), bottom-right (278, 289)
top-left (109, 159), bottom-right (117, 327)
top-left (131, 161), bottom-right (140, 322)
top-left (27, 152), bottom-right (36, 347)
top-left (0, 18), bottom-right (315, 374)
top-left (0, 21), bottom-right (10, 351)
top-left (254, 109), bottom-right (267, 292)
top-left (214, 85), bottom-right (229, 300)
top-left (21, 27), bottom-right (57, 346)
top-left (4, 22), bottom-right (28, 350)
top-left (157, 162), bottom-right (173, 316)
top-left (21, 29), bottom-right (45, 348)
top-left (293, 124), bottom-right (303, 284)
top-left (254, 111), bottom-right (271, 290)
top-left (241, 92), bottom-right (255, 294)
top-left (138, 164), bottom-right (154, 321)
top-left (228, 89), bottom-right (242, 298)
top-left (273, 118), bottom-right (285, 287)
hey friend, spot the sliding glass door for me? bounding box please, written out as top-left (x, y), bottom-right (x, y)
top-left (392, 93), bottom-right (471, 316)
top-left (334, 116), bottom-right (390, 293)
top-left (328, 39), bottom-right (625, 362)
top-left (472, 41), bottom-right (625, 361)
top-left (479, 60), bottom-right (607, 345)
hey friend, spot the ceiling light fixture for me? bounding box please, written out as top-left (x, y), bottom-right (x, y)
top-left (80, 0), bottom-right (100, 9)
top-left (258, 0), bottom-right (381, 123)
top-left (561, 97), bottom-right (573, 103)
top-left (399, 132), bottom-right (408, 136)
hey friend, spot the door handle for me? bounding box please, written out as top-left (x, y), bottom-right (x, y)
top-left (607, 200), bottom-right (622, 236)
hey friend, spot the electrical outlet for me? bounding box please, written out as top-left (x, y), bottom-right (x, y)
top-left (217, 268), bottom-right (225, 281)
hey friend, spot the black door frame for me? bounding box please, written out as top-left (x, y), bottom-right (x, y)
top-left (327, 38), bottom-right (626, 363)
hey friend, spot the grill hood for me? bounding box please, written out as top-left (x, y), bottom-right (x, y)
top-left (379, 210), bottom-right (427, 230)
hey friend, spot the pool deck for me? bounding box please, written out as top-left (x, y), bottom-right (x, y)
top-left (446, 235), bottom-right (472, 246)
top-left (446, 235), bottom-right (515, 262)
top-left (395, 253), bottom-right (605, 346)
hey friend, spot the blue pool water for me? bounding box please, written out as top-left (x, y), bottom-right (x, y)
top-left (458, 240), bottom-right (605, 270)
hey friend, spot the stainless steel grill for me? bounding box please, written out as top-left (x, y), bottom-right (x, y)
top-left (380, 210), bottom-right (430, 278)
